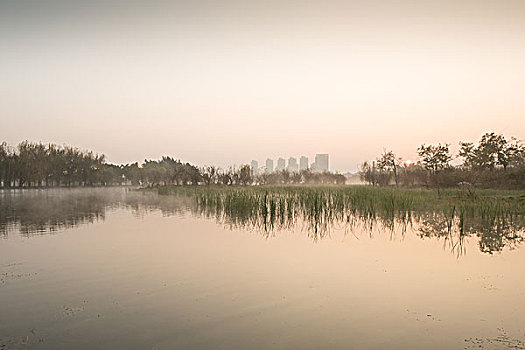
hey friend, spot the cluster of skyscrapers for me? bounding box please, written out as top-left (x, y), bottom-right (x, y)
top-left (250, 154), bottom-right (329, 175)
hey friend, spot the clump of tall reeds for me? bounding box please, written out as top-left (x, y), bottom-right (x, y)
top-left (151, 185), bottom-right (525, 252)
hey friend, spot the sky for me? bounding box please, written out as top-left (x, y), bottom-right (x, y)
top-left (1, 0), bottom-right (525, 172)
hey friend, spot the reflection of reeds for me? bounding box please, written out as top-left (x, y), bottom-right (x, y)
top-left (1, 186), bottom-right (523, 256)
top-left (157, 185), bottom-right (525, 254)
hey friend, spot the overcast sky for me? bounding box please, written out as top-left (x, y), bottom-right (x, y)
top-left (1, 0), bottom-right (524, 171)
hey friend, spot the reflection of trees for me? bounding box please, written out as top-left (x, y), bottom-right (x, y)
top-left (0, 189), bottom-right (112, 237)
top-left (416, 212), bottom-right (525, 256)
top-left (0, 189), bottom-right (194, 238)
top-left (472, 219), bottom-right (524, 254)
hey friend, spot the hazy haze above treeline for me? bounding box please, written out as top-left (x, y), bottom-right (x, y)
top-left (1, 0), bottom-right (524, 171)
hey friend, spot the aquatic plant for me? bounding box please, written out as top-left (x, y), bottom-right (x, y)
top-left (153, 185), bottom-right (525, 252)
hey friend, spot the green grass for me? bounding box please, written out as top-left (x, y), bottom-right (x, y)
top-left (153, 185), bottom-right (525, 216)
top-left (148, 185), bottom-right (525, 248)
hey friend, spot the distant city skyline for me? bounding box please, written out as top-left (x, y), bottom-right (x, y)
top-left (251, 154), bottom-right (330, 173)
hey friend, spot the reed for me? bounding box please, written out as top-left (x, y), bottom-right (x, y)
top-left (151, 185), bottom-right (525, 250)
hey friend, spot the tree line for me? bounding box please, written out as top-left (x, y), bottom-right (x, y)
top-left (0, 141), bottom-right (345, 188)
top-left (360, 132), bottom-right (525, 189)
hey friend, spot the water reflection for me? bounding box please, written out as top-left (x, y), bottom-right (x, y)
top-left (0, 188), bottom-right (190, 237)
top-left (417, 213), bottom-right (525, 256)
top-left (0, 189), bottom-right (110, 237)
top-left (1, 188), bottom-right (524, 255)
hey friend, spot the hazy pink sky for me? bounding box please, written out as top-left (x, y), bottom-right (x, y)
top-left (1, 1), bottom-right (524, 171)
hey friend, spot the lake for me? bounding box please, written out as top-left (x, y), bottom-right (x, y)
top-left (1, 188), bottom-right (524, 349)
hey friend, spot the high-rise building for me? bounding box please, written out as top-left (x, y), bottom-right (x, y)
top-left (299, 156), bottom-right (309, 171)
top-left (250, 160), bottom-right (259, 175)
top-left (265, 158), bottom-right (274, 173)
top-left (287, 157), bottom-right (298, 172)
top-left (276, 157), bottom-right (286, 171)
top-left (315, 154), bottom-right (329, 172)
top-left (313, 154), bottom-right (329, 172)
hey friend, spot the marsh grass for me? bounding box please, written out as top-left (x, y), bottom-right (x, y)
top-left (153, 185), bottom-right (525, 253)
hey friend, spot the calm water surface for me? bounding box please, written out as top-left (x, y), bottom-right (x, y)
top-left (1, 188), bottom-right (524, 349)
